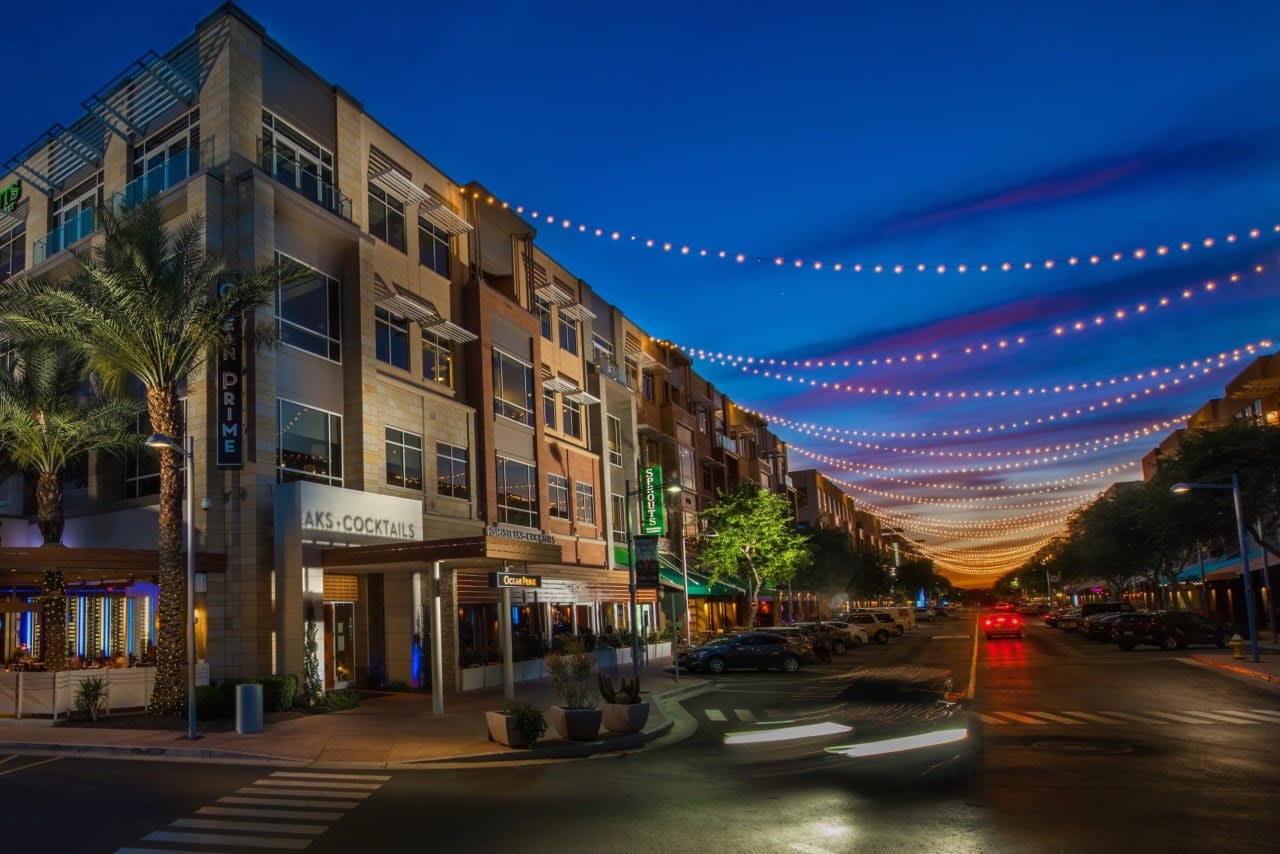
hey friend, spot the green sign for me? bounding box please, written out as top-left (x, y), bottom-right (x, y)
top-left (639, 465), bottom-right (666, 536)
top-left (0, 181), bottom-right (20, 213)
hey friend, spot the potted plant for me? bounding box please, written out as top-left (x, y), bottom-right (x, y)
top-left (486, 701), bottom-right (547, 748)
top-left (598, 673), bottom-right (650, 734)
top-left (545, 639), bottom-right (602, 740)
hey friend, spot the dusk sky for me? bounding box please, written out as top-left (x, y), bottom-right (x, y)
top-left (5, 0), bottom-right (1277, 581)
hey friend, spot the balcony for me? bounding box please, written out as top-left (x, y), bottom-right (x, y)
top-left (258, 139), bottom-right (352, 221)
top-left (593, 355), bottom-right (628, 386)
top-left (118, 137), bottom-right (214, 209)
top-left (33, 208), bottom-right (97, 266)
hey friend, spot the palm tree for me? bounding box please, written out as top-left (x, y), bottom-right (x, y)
top-left (2, 199), bottom-right (304, 714)
top-left (0, 344), bottom-right (137, 670)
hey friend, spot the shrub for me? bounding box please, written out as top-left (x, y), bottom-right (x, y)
top-left (196, 684), bottom-right (230, 720)
top-left (308, 688), bottom-right (361, 714)
top-left (503, 701), bottom-right (547, 747)
top-left (74, 676), bottom-right (109, 721)
top-left (259, 675), bottom-right (298, 712)
top-left (545, 639), bottom-right (596, 709)
top-left (598, 673), bottom-right (642, 704)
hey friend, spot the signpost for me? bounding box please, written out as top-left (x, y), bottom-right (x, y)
top-left (215, 283), bottom-right (244, 469)
top-left (639, 466), bottom-right (666, 536)
top-left (634, 535), bottom-right (659, 589)
top-left (488, 571), bottom-right (542, 589)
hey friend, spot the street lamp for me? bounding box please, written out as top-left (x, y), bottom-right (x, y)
top-left (1171, 475), bottom-right (1259, 662)
top-left (665, 484), bottom-right (691, 683)
top-left (145, 432), bottom-right (198, 739)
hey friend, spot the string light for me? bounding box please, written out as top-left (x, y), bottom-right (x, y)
top-left (482, 192), bottom-right (1276, 280)
top-left (789, 442), bottom-right (1141, 475)
top-left (821, 474), bottom-right (1093, 510)
top-left (805, 459), bottom-right (1136, 491)
top-left (655, 262), bottom-right (1274, 370)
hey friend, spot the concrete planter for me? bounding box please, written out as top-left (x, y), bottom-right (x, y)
top-left (548, 705), bottom-right (603, 741)
top-left (485, 710), bottom-right (531, 748)
top-left (599, 701), bottom-right (650, 734)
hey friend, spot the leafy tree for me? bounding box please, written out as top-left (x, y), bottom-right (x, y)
top-left (0, 344), bottom-right (137, 669)
top-left (697, 485), bottom-right (812, 626)
top-left (2, 199), bottom-right (305, 714)
top-left (795, 528), bottom-right (892, 606)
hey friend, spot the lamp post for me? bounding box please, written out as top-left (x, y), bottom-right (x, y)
top-left (1172, 476), bottom-right (1259, 662)
top-left (624, 478), bottom-right (682, 684)
top-left (146, 432), bottom-right (198, 740)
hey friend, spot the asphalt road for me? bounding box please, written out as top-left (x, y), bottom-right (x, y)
top-left (2, 613), bottom-right (1278, 854)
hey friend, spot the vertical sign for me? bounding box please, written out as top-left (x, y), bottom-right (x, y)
top-left (634, 535), bottom-right (660, 589)
top-left (639, 465), bottom-right (666, 535)
top-left (216, 281), bottom-right (244, 469)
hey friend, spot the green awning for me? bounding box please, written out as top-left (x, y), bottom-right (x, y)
top-left (658, 556), bottom-right (745, 597)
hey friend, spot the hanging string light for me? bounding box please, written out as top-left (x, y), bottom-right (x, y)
top-left (654, 262), bottom-right (1274, 369)
top-left (789, 447), bottom-right (1140, 482)
top-left (820, 473), bottom-right (1093, 510)
top-left (809, 460), bottom-right (1136, 493)
top-left (466, 189), bottom-right (1276, 281)
top-left (790, 443), bottom-right (1142, 476)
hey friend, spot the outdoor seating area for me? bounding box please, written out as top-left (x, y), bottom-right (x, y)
top-left (0, 665), bottom-right (156, 718)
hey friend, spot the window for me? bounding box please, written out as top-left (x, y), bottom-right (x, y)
top-left (607, 415), bottom-right (623, 467)
top-left (124, 400), bottom-right (187, 499)
top-left (418, 216), bottom-right (451, 278)
top-left (575, 481), bottom-right (595, 525)
top-left (496, 455), bottom-right (538, 528)
top-left (277, 252), bottom-right (341, 361)
top-left (698, 408), bottom-right (711, 436)
top-left (48, 173), bottom-right (101, 254)
top-left (384, 427), bottom-right (423, 490)
top-left (128, 110), bottom-right (199, 203)
top-left (592, 333), bottom-right (613, 365)
top-left (436, 442), bottom-right (470, 500)
top-left (678, 444), bottom-right (696, 490)
top-left (561, 396), bottom-right (583, 439)
top-left (558, 314), bottom-right (578, 354)
top-left (543, 389), bottom-right (557, 430)
top-left (625, 356), bottom-right (639, 390)
top-left (278, 399), bottom-right (342, 486)
top-left (422, 331), bottom-right (454, 388)
top-left (611, 494), bottom-right (627, 542)
top-left (548, 473), bottom-right (570, 519)
top-left (642, 372), bottom-right (655, 402)
top-left (0, 223), bottom-right (26, 283)
top-left (262, 111), bottom-right (335, 211)
top-left (368, 184), bottom-right (406, 251)
top-left (375, 306), bottom-right (409, 369)
top-left (492, 349), bottom-right (534, 425)
top-left (534, 296), bottom-right (552, 340)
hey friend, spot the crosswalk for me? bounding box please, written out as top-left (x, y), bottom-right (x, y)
top-left (113, 769), bottom-right (391, 853)
top-left (976, 708), bottom-right (1280, 727)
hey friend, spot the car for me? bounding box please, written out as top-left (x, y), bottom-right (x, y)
top-left (1016, 602), bottom-right (1048, 617)
top-left (888, 607), bottom-right (918, 631)
top-left (1043, 608), bottom-right (1061, 627)
top-left (1056, 608), bottom-right (1082, 630)
top-left (914, 606), bottom-right (936, 623)
top-left (754, 626), bottom-right (820, 660)
top-left (842, 612), bottom-right (893, 644)
top-left (680, 632), bottom-right (810, 673)
top-left (854, 610), bottom-right (906, 637)
top-left (1080, 611), bottom-right (1133, 641)
top-left (721, 666), bottom-right (977, 787)
top-left (810, 621), bottom-right (870, 651)
top-left (982, 612), bottom-right (1023, 639)
top-left (1113, 611), bottom-right (1229, 651)
top-left (992, 602), bottom-right (1016, 613)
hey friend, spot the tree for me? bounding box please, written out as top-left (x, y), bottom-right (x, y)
top-left (1, 199), bottom-right (304, 714)
top-left (697, 485), bottom-right (812, 627)
top-left (0, 344), bottom-right (137, 669)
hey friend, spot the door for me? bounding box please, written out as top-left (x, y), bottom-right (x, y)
top-left (323, 602), bottom-right (356, 689)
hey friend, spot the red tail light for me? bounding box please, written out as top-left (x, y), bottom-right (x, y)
top-left (983, 618), bottom-right (992, 627)
top-left (1012, 617), bottom-right (1022, 626)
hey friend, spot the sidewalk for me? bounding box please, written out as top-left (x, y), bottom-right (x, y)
top-left (0, 660), bottom-right (711, 768)
top-left (1188, 643), bottom-right (1280, 686)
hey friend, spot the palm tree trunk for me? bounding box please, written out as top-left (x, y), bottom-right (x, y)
top-left (36, 471), bottom-right (67, 671)
top-left (145, 387), bottom-right (187, 716)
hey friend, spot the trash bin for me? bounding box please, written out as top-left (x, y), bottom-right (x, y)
top-left (236, 683), bottom-right (264, 734)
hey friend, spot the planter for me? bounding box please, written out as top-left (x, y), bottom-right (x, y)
top-left (486, 711), bottom-right (531, 748)
top-left (547, 705), bottom-right (603, 741)
top-left (599, 701), bottom-right (650, 734)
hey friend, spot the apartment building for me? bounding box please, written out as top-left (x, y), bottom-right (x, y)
top-left (0, 3), bottom-right (815, 694)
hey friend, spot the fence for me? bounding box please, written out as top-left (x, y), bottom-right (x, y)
top-left (0, 667), bottom-right (155, 719)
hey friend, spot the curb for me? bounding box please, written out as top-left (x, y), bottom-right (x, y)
top-left (0, 740), bottom-right (300, 765)
top-left (1187, 654), bottom-right (1280, 684)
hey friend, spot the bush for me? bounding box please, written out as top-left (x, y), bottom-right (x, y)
top-left (74, 676), bottom-right (109, 721)
top-left (545, 639), bottom-right (596, 709)
top-left (259, 675), bottom-right (298, 712)
top-left (196, 684), bottom-right (230, 720)
top-left (503, 701), bottom-right (547, 747)
top-left (308, 688), bottom-right (361, 714)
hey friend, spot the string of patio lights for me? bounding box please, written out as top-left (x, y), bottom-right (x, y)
top-left (654, 261), bottom-right (1274, 370)
top-left (463, 187), bottom-right (1277, 279)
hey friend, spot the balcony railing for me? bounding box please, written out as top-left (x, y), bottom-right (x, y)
top-left (32, 208), bottom-right (96, 265)
top-left (594, 355), bottom-right (628, 386)
top-left (118, 136), bottom-right (214, 208)
top-left (715, 433), bottom-right (738, 454)
top-left (257, 139), bottom-right (352, 221)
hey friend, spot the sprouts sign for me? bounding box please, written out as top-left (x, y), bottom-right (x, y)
top-left (639, 466), bottom-right (666, 536)
top-left (0, 181), bottom-right (20, 213)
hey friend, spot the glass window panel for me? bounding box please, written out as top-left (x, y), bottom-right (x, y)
top-left (278, 399), bottom-right (342, 485)
top-left (436, 442), bottom-right (470, 500)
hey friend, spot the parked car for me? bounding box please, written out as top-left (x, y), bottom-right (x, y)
top-left (914, 606), bottom-right (936, 623)
top-left (1113, 611), bottom-right (1229, 651)
top-left (843, 612), bottom-right (892, 644)
top-left (982, 612), bottom-right (1023, 639)
top-left (758, 626), bottom-right (823, 660)
top-left (888, 607), bottom-right (918, 631)
top-left (1079, 601), bottom-right (1135, 620)
top-left (853, 610), bottom-right (906, 637)
top-left (1016, 602), bottom-right (1049, 617)
top-left (1080, 611), bottom-right (1133, 641)
top-left (1056, 608), bottom-right (1082, 630)
top-left (680, 632), bottom-right (809, 673)
top-left (810, 621), bottom-right (870, 651)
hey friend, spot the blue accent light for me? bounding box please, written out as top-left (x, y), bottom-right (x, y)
top-left (20, 609), bottom-right (32, 647)
top-left (127, 599), bottom-right (135, 654)
top-left (512, 606), bottom-right (521, 625)
top-left (411, 641), bottom-right (422, 689)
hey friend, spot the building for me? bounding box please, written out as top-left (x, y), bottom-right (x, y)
top-left (0, 3), bottom-right (818, 698)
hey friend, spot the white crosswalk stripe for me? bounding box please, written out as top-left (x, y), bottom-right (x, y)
top-left (977, 709), bottom-right (1278, 726)
top-left (704, 708), bottom-right (727, 721)
top-left (1213, 710), bottom-right (1277, 722)
top-left (1250, 709), bottom-right (1280, 718)
top-left (115, 770), bottom-right (391, 854)
top-left (1023, 711), bottom-right (1084, 725)
top-left (993, 711), bottom-right (1046, 725)
top-left (1149, 711), bottom-right (1219, 724)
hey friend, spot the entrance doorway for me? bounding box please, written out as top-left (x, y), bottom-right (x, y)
top-left (324, 602), bottom-right (355, 689)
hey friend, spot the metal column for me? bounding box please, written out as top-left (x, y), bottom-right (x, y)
top-left (430, 561), bottom-right (444, 715)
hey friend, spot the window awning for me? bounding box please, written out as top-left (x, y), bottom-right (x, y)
top-left (419, 194), bottom-right (472, 236)
top-left (656, 554), bottom-right (745, 596)
top-left (423, 318), bottom-right (478, 344)
top-left (542, 376), bottom-right (578, 394)
top-left (370, 167), bottom-right (429, 207)
top-left (534, 282), bottom-right (575, 305)
top-left (560, 303), bottom-right (597, 322)
top-left (565, 389), bottom-right (601, 406)
top-left (375, 279), bottom-right (441, 328)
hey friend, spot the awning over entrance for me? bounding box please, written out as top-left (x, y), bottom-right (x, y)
top-left (0, 545), bottom-right (226, 586)
top-left (321, 534), bottom-right (564, 571)
top-left (656, 554), bottom-right (745, 597)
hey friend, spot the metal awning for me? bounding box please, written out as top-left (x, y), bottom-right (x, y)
top-left (423, 319), bottom-right (477, 344)
top-left (560, 303), bottom-right (597, 322)
top-left (542, 376), bottom-right (578, 394)
top-left (370, 167), bottom-right (430, 206)
top-left (419, 193), bottom-right (472, 235)
top-left (565, 389), bottom-right (601, 406)
top-left (375, 278), bottom-right (441, 327)
top-left (534, 281), bottom-right (575, 305)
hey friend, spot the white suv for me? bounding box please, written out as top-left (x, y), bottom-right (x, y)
top-left (842, 612), bottom-right (893, 644)
top-left (854, 609), bottom-right (906, 637)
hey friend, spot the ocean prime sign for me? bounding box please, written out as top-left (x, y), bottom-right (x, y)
top-left (639, 465), bottom-right (666, 536)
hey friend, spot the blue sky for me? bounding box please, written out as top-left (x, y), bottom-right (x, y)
top-left (4, 0), bottom-right (1277, 579)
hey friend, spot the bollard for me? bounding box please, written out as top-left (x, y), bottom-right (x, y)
top-left (236, 682), bottom-right (264, 734)
top-left (1229, 633), bottom-right (1245, 661)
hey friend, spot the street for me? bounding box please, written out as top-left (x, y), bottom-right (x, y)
top-left (3, 615), bottom-right (1278, 853)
